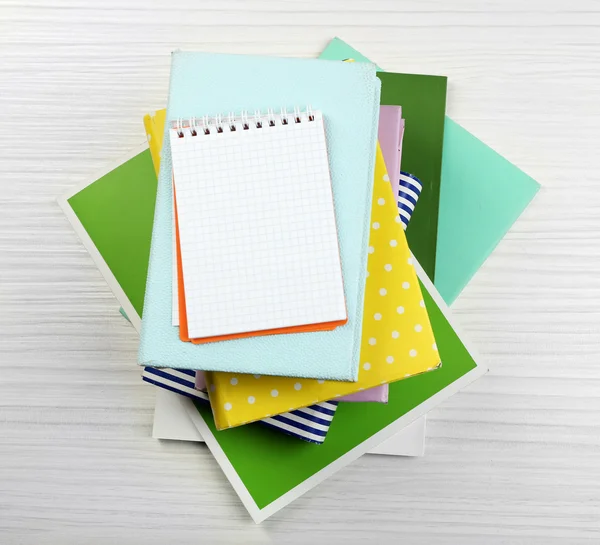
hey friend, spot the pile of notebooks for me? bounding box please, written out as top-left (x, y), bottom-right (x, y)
top-left (58, 38), bottom-right (540, 523)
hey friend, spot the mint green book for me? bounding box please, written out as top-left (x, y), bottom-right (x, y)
top-left (59, 41), bottom-right (538, 524)
top-left (320, 38), bottom-right (540, 304)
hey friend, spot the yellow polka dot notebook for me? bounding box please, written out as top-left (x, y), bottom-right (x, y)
top-left (205, 144), bottom-right (441, 430)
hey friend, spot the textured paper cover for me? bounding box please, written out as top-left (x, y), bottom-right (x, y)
top-left (138, 51), bottom-right (380, 380)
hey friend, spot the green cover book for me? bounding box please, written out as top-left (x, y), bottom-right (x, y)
top-left (58, 146), bottom-right (155, 332)
top-left (319, 39), bottom-right (447, 284)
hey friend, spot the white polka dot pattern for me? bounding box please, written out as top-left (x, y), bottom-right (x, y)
top-left (206, 145), bottom-right (441, 430)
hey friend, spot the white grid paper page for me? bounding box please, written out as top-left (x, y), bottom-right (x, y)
top-left (170, 111), bottom-right (346, 339)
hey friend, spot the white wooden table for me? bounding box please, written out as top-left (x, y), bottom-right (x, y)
top-left (1, 1), bottom-right (599, 543)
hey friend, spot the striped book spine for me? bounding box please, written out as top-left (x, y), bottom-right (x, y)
top-left (142, 367), bottom-right (337, 445)
top-left (397, 172), bottom-right (423, 229)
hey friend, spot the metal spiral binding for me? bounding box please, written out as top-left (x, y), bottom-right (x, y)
top-left (173, 106), bottom-right (316, 138)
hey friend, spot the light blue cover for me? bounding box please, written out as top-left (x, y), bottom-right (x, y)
top-left (321, 38), bottom-right (540, 305)
top-left (139, 51), bottom-right (380, 380)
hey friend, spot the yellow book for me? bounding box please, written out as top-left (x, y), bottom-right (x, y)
top-left (143, 109), bottom-right (166, 176)
top-left (206, 144), bottom-right (441, 429)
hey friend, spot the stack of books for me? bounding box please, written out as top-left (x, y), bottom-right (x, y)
top-left (58, 38), bottom-right (540, 522)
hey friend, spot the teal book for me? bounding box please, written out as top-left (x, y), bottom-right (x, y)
top-left (138, 51), bottom-right (381, 380)
top-left (320, 38), bottom-right (540, 304)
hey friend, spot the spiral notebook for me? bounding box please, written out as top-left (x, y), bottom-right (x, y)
top-left (170, 109), bottom-right (347, 343)
top-left (141, 367), bottom-right (339, 445)
top-left (139, 52), bottom-right (380, 379)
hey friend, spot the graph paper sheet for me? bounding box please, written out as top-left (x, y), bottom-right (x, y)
top-left (169, 111), bottom-right (347, 340)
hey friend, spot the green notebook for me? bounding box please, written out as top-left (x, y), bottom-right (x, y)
top-left (58, 42), bottom-right (538, 524)
top-left (319, 40), bottom-right (448, 281)
top-left (436, 118), bottom-right (541, 302)
top-left (58, 146), bottom-right (154, 331)
top-left (320, 38), bottom-right (540, 303)
top-left (187, 263), bottom-right (485, 522)
top-left (57, 138), bottom-right (487, 524)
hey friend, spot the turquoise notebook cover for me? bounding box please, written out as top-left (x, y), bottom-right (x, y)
top-left (436, 119), bottom-right (540, 302)
top-left (139, 51), bottom-right (381, 380)
top-left (320, 38), bottom-right (540, 304)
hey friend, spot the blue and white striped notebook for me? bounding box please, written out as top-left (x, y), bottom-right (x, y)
top-left (142, 367), bottom-right (338, 445)
top-left (397, 172), bottom-right (423, 230)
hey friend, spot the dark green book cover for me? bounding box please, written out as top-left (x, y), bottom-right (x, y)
top-left (377, 71), bottom-right (447, 281)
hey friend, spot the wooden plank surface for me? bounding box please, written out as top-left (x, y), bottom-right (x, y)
top-left (1, 0), bottom-right (599, 542)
